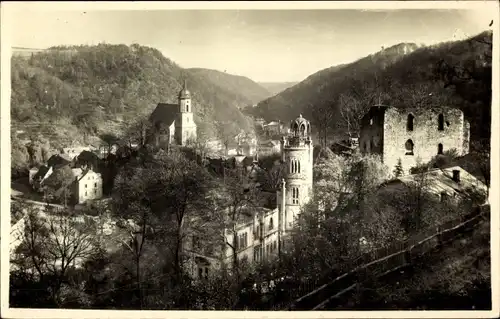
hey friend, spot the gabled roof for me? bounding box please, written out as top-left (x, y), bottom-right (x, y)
top-left (150, 103), bottom-right (178, 127)
top-left (390, 166), bottom-right (487, 200)
top-left (260, 140), bottom-right (280, 147)
top-left (34, 165), bottom-right (50, 180)
top-left (47, 154), bottom-right (72, 168)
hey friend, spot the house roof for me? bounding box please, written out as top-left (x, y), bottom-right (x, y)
top-left (265, 121), bottom-right (280, 126)
top-left (34, 165), bottom-right (50, 180)
top-left (391, 166), bottom-right (487, 199)
top-left (77, 150), bottom-right (100, 163)
top-left (47, 154), bottom-right (72, 168)
top-left (71, 168), bottom-right (83, 179)
top-left (150, 103), bottom-right (178, 127)
top-left (260, 140), bottom-right (280, 147)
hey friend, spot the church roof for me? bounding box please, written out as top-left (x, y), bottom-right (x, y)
top-left (150, 103), bottom-right (178, 126)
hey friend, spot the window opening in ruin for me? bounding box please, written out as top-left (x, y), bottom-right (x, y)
top-left (405, 139), bottom-right (414, 155)
top-left (438, 143), bottom-right (443, 155)
top-left (370, 118), bottom-right (373, 125)
top-left (407, 114), bottom-right (414, 131)
top-left (269, 217), bottom-right (274, 230)
top-left (438, 114), bottom-right (444, 131)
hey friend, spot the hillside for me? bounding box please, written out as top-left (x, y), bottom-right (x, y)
top-left (258, 82), bottom-right (298, 96)
top-left (187, 68), bottom-right (272, 106)
top-left (246, 32), bottom-right (492, 146)
top-left (10, 43), bottom-right (256, 172)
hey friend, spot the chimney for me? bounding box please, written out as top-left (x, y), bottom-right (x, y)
top-left (452, 169), bottom-right (460, 183)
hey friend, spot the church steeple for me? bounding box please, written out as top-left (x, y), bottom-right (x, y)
top-left (178, 79), bottom-right (191, 100)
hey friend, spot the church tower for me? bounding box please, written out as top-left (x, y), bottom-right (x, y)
top-left (277, 114), bottom-right (314, 234)
top-left (175, 80), bottom-right (197, 146)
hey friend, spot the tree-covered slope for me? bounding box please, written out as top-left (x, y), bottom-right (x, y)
top-left (10, 43), bottom-right (254, 151)
top-left (187, 68), bottom-right (272, 106)
top-left (257, 82), bottom-right (299, 96)
top-left (246, 32), bottom-right (492, 147)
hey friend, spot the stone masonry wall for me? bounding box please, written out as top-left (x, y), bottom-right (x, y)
top-left (382, 107), bottom-right (466, 175)
top-left (283, 145), bottom-right (313, 230)
top-left (359, 107), bottom-right (386, 156)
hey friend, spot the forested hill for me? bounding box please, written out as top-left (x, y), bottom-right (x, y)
top-left (258, 82), bottom-right (299, 96)
top-left (10, 43), bottom-right (255, 150)
top-left (187, 68), bottom-right (272, 106)
top-left (246, 32), bottom-right (492, 146)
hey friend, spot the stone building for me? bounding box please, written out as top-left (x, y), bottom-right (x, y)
top-left (359, 105), bottom-right (470, 175)
top-left (184, 114), bottom-right (314, 280)
top-left (149, 81), bottom-right (197, 147)
top-left (277, 114), bottom-right (314, 233)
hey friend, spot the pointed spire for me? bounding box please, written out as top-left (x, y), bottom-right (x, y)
top-left (183, 79), bottom-right (187, 90)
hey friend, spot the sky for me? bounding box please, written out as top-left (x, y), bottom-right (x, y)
top-left (6, 3), bottom-right (495, 82)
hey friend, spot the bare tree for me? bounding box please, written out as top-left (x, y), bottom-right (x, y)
top-left (12, 203), bottom-right (97, 305)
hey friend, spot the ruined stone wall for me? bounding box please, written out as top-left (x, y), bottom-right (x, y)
top-left (382, 107), bottom-right (466, 175)
top-left (359, 108), bottom-right (386, 156)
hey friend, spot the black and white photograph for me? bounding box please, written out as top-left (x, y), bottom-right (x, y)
top-left (1, 1), bottom-right (498, 317)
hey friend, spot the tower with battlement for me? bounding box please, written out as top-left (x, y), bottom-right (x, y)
top-left (277, 114), bottom-right (314, 234)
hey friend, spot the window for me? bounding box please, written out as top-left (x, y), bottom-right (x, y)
top-left (369, 118), bottom-right (373, 125)
top-left (94, 183), bottom-right (97, 188)
top-left (238, 232), bottom-right (248, 250)
top-left (405, 139), bottom-right (414, 156)
top-left (255, 225), bottom-right (260, 240)
top-left (290, 159), bottom-right (301, 174)
top-left (438, 114), bottom-right (444, 131)
top-left (198, 268), bottom-right (203, 279)
top-left (85, 184), bottom-right (87, 188)
top-left (254, 246), bottom-right (260, 262)
top-left (407, 114), bottom-right (414, 131)
top-left (204, 267), bottom-right (208, 278)
top-left (438, 143), bottom-right (443, 155)
top-left (292, 187), bottom-right (299, 204)
top-left (85, 191), bottom-right (87, 196)
top-left (269, 217), bottom-right (274, 230)
top-left (94, 189), bottom-right (97, 194)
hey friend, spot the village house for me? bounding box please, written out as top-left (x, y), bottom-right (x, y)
top-left (61, 146), bottom-right (93, 160)
top-left (73, 167), bottom-right (104, 204)
top-left (359, 105), bottom-right (470, 175)
top-left (184, 205), bottom-right (281, 281)
top-left (262, 121), bottom-right (284, 137)
top-left (258, 139), bottom-right (281, 155)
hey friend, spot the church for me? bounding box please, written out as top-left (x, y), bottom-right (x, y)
top-left (148, 81), bottom-right (198, 147)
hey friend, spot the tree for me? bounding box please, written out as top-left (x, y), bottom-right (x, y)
top-left (214, 167), bottom-right (263, 307)
top-left (218, 121), bottom-right (239, 156)
top-left (11, 204), bottom-right (97, 306)
top-left (393, 158), bottom-right (404, 178)
top-left (311, 100), bottom-right (336, 148)
top-left (255, 153), bottom-right (286, 192)
top-left (42, 165), bottom-right (75, 206)
top-left (111, 148), bottom-right (214, 308)
top-left (11, 131), bottom-right (30, 178)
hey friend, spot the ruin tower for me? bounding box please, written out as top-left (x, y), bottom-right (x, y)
top-left (277, 114), bottom-right (314, 233)
top-left (175, 80), bottom-right (197, 146)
